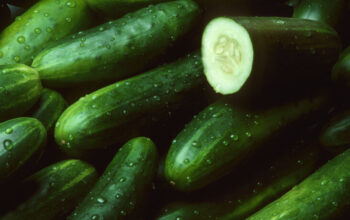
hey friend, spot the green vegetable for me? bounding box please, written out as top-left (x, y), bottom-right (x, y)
top-left (157, 142), bottom-right (321, 220)
top-left (32, 0), bottom-right (201, 88)
top-left (86, 0), bottom-right (169, 19)
top-left (0, 117), bottom-right (46, 183)
top-left (0, 0), bottom-right (91, 65)
top-left (0, 64), bottom-right (42, 122)
top-left (165, 94), bottom-right (329, 191)
top-left (68, 137), bottom-right (158, 220)
top-left (319, 109), bottom-right (350, 153)
top-left (332, 46), bottom-right (350, 87)
top-left (201, 16), bottom-right (341, 95)
top-left (54, 52), bottom-right (205, 158)
top-left (2, 159), bottom-right (98, 220)
top-left (293, 0), bottom-right (347, 30)
top-left (247, 148), bottom-right (350, 220)
top-left (28, 88), bottom-right (67, 133)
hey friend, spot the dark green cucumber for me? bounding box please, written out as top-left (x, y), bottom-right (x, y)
top-left (0, 64), bottom-right (42, 122)
top-left (165, 94), bottom-right (329, 191)
top-left (319, 109), bottom-right (350, 153)
top-left (331, 46), bottom-right (350, 87)
top-left (158, 142), bottom-right (321, 220)
top-left (54, 52), bottom-right (206, 158)
top-left (0, 0), bottom-right (91, 65)
top-left (68, 137), bottom-right (158, 220)
top-left (201, 16), bottom-right (341, 95)
top-left (28, 88), bottom-right (67, 133)
top-left (247, 148), bottom-right (350, 220)
top-left (0, 117), bottom-right (46, 183)
top-left (86, 0), bottom-right (169, 19)
top-left (2, 159), bottom-right (98, 220)
top-left (32, 0), bottom-right (201, 88)
top-left (293, 0), bottom-right (347, 30)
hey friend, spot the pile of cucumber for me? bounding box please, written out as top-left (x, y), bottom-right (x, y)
top-left (0, 0), bottom-right (350, 219)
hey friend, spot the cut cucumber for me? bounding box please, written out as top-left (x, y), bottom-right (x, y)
top-left (202, 17), bottom-right (341, 95)
top-left (247, 148), bottom-right (350, 220)
top-left (68, 137), bottom-right (158, 220)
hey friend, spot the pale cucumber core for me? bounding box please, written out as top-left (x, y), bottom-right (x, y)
top-left (202, 17), bottom-right (254, 95)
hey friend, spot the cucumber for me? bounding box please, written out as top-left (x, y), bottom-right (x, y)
top-left (68, 137), bottom-right (158, 220)
top-left (293, 0), bottom-right (347, 30)
top-left (28, 88), bottom-right (67, 133)
top-left (0, 117), bottom-right (46, 183)
top-left (157, 142), bottom-right (322, 220)
top-left (2, 159), bottom-right (98, 220)
top-left (86, 0), bottom-right (169, 19)
top-left (54, 52), bottom-right (206, 158)
top-left (319, 109), bottom-right (350, 153)
top-left (247, 148), bottom-right (350, 220)
top-left (0, 64), bottom-right (42, 122)
top-left (32, 0), bottom-right (201, 88)
top-left (331, 46), bottom-right (350, 87)
top-left (0, 0), bottom-right (91, 65)
top-left (201, 17), bottom-right (341, 95)
top-left (165, 94), bottom-right (329, 191)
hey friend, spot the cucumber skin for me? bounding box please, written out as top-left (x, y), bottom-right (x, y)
top-left (0, 0), bottom-right (91, 65)
top-left (86, 0), bottom-right (169, 19)
top-left (32, 0), bottom-right (201, 88)
top-left (331, 46), bottom-right (350, 87)
top-left (2, 159), bottom-right (98, 220)
top-left (0, 64), bottom-right (42, 122)
top-left (165, 95), bottom-right (329, 191)
top-left (28, 88), bottom-right (67, 133)
top-left (247, 148), bottom-right (350, 220)
top-left (54, 52), bottom-right (205, 158)
top-left (157, 143), bottom-right (321, 220)
top-left (319, 109), bottom-right (350, 153)
top-left (0, 117), bottom-right (46, 183)
top-left (68, 137), bottom-right (158, 220)
top-left (293, 0), bottom-right (347, 30)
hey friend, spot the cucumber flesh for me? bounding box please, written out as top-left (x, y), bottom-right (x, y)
top-left (202, 17), bottom-right (254, 95)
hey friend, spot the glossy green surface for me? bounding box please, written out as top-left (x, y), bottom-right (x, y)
top-left (0, 0), bottom-right (91, 65)
top-left (0, 64), bottom-right (42, 122)
top-left (0, 117), bottom-right (46, 183)
top-left (69, 137), bottom-right (158, 220)
top-left (32, 0), bottom-right (201, 88)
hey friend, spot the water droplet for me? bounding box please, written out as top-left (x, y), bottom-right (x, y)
top-left (66, 1), bottom-right (76, 7)
top-left (193, 210), bottom-right (199, 215)
top-left (34, 10), bottom-right (39, 13)
top-left (115, 193), bottom-right (121, 199)
top-left (128, 162), bottom-right (134, 167)
top-left (191, 141), bottom-right (200, 148)
top-left (175, 217), bottom-right (183, 220)
top-left (120, 210), bottom-right (127, 216)
top-left (96, 197), bottom-right (106, 204)
top-left (332, 201), bottom-right (338, 207)
top-left (230, 134), bottom-right (239, 141)
top-left (91, 214), bottom-right (99, 220)
top-left (339, 178), bottom-right (344, 182)
top-left (122, 109), bottom-right (127, 115)
top-left (245, 113), bottom-right (251, 118)
top-left (321, 180), bottom-right (327, 185)
top-left (5, 128), bottom-right (13, 134)
top-left (99, 27), bottom-right (104, 31)
top-left (92, 104), bottom-right (97, 108)
top-left (34, 28), bottom-right (41, 34)
top-left (245, 132), bottom-right (252, 138)
top-left (119, 177), bottom-right (126, 182)
top-left (3, 139), bottom-right (13, 150)
top-left (24, 45), bottom-right (31, 50)
top-left (183, 159), bottom-right (190, 164)
top-left (254, 120), bottom-right (259, 125)
top-left (186, 176), bottom-right (191, 182)
top-left (275, 20), bottom-right (285, 24)
top-left (17, 36), bottom-right (25, 44)
top-left (206, 159), bottom-right (212, 165)
top-left (66, 17), bottom-right (72, 22)
top-left (212, 112), bottom-right (222, 118)
top-left (13, 56), bottom-right (20, 62)
top-left (153, 96), bottom-right (160, 101)
top-left (297, 160), bottom-right (303, 165)
top-left (222, 140), bottom-right (229, 146)
top-left (44, 13), bottom-right (49, 17)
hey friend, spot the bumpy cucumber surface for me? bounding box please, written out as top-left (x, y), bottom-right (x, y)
top-left (319, 109), bottom-right (350, 153)
top-left (69, 137), bottom-right (158, 220)
top-left (32, 0), bottom-right (201, 88)
top-left (158, 142), bottom-right (321, 220)
top-left (332, 46), bottom-right (350, 87)
top-left (0, 117), bottom-right (46, 183)
top-left (0, 64), bottom-right (42, 122)
top-left (2, 159), bottom-right (98, 220)
top-left (293, 0), bottom-right (347, 30)
top-left (0, 0), bottom-right (91, 65)
top-left (247, 148), bottom-right (350, 220)
top-left (165, 94), bottom-right (329, 191)
top-left (201, 16), bottom-right (341, 95)
top-left (54, 53), bottom-right (205, 158)
top-left (28, 88), bottom-right (67, 132)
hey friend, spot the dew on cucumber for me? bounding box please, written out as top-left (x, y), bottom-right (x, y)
top-left (34, 28), bottom-right (42, 34)
top-left (115, 193), bottom-right (121, 199)
top-left (13, 56), bottom-right (20, 62)
top-left (96, 197), bottom-right (106, 204)
top-left (183, 159), bottom-right (190, 164)
top-left (17, 36), bottom-right (26, 44)
top-left (66, 17), bottom-right (72, 23)
top-left (66, 1), bottom-right (76, 8)
top-left (3, 139), bottom-right (13, 150)
top-left (120, 210), bottom-right (127, 216)
top-left (90, 214), bottom-right (99, 220)
top-left (119, 177), bottom-right (126, 182)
